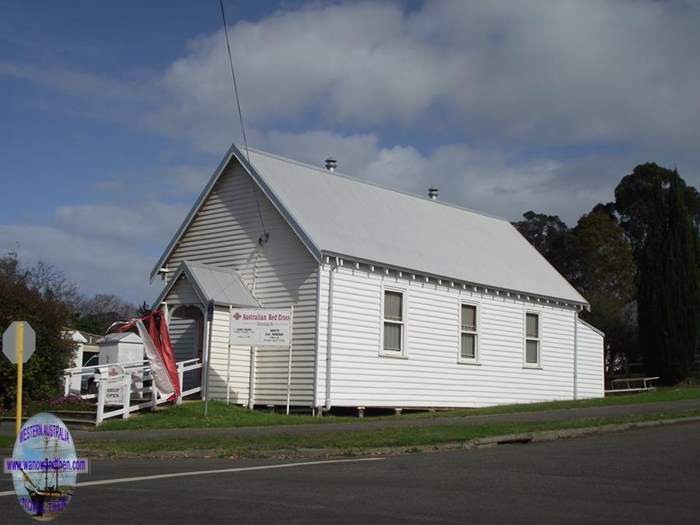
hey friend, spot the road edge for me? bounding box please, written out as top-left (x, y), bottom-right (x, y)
top-left (63, 414), bottom-right (700, 460)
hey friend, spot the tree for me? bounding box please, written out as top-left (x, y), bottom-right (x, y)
top-left (515, 208), bottom-right (637, 377)
top-left (512, 211), bottom-right (570, 271)
top-left (568, 210), bottom-right (637, 373)
top-left (0, 253), bottom-right (75, 409)
top-left (637, 176), bottom-right (700, 382)
top-left (615, 163), bottom-right (700, 257)
top-left (70, 293), bottom-right (137, 334)
top-left (617, 165), bottom-right (700, 382)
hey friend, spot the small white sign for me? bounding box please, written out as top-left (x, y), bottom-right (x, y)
top-left (230, 308), bottom-right (292, 347)
top-left (104, 365), bottom-right (125, 406)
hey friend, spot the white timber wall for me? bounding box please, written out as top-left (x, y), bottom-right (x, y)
top-left (575, 319), bottom-right (605, 399)
top-left (169, 312), bottom-right (200, 391)
top-left (207, 306), bottom-right (251, 404)
top-left (167, 275), bottom-right (201, 304)
top-left (164, 280), bottom-right (204, 391)
top-left (316, 263), bottom-right (600, 408)
top-left (165, 162), bottom-right (318, 406)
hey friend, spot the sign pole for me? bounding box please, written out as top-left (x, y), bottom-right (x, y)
top-left (286, 306), bottom-right (294, 416)
top-left (204, 301), bottom-right (214, 418)
top-left (3, 320), bottom-right (35, 434)
top-left (15, 321), bottom-right (24, 435)
top-left (226, 305), bottom-right (232, 405)
top-left (247, 346), bottom-right (255, 410)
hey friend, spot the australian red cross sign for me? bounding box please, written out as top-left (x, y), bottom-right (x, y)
top-left (230, 308), bottom-right (292, 347)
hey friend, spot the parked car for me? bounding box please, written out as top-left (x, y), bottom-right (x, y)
top-left (81, 354), bottom-right (99, 394)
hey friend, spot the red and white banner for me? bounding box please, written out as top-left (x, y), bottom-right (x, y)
top-left (118, 309), bottom-right (180, 401)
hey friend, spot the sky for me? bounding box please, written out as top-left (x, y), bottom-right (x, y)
top-left (1, 0), bottom-right (699, 303)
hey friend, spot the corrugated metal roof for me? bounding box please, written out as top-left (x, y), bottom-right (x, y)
top-left (152, 145), bottom-right (587, 305)
top-left (154, 261), bottom-right (260, 308)
top-left (186, 262), bottom-right (260, 307)
top-left (245, 148), bottom-right (587, 305)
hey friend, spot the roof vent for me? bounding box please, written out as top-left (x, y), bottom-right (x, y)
top-left (324, 158), bottom-right (337, 172)
top-left (428, 187), bottom-right (439, 200)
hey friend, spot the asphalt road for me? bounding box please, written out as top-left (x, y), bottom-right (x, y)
top-left (2, 422), bottom-right (699, 524)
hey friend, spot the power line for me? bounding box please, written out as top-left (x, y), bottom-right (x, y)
top-left (219, 0), bottom-right (250, 164)
top-left (218, 0), bottom-right (267, 244)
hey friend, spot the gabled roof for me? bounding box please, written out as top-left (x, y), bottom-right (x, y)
top-left (64, 329), bottom-right (88, 343)
top-left (153, 261), bottom-right (260, 308)
top-left (152, 145), bottom-right (587, 305)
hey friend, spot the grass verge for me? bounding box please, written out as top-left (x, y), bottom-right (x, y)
top-left (98, 386), bottom-right (700, 431)
top-left (0, 435), bottom-right (15, 449)
top-left (83, 409), bottom-right (700, 458)
top-left (99, 401), bottom-right (355, 431)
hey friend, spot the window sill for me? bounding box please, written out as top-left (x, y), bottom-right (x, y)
top-left (523, 364), bottom-right (543, 370)
top-left (457, 359), bottom-right (481, 366)
top-left (379, 351), bottom-right (408, 359)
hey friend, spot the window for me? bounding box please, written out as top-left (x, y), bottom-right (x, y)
top-left (383, 290), bottom-right (404, 353)
top-left (525, 312), bottom-right (540, 366)
top-left (460, 304), bottom-right (478, 361)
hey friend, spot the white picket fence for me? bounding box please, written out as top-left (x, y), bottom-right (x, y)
top-left (62, 358), bottom-right (202, 425)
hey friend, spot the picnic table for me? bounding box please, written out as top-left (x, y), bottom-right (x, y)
top-left (606, 376), bottom-right (660, 393)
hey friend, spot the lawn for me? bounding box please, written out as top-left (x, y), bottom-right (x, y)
top-left (83, 409), bottom-right (700, 457)
top-left (97, 386), bottom-right (700, 431)
top-left (0, 435), bottom-right (14, 449)
top-left (99, 401), bottom-right (356, 431)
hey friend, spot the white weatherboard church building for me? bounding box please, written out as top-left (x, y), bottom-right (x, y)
top-left (152, 144), bottom-right (604, 413)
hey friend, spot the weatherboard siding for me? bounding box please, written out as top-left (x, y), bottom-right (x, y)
top-left (317, 264), bottom-right (601, 408)
top-left (168, 313), bottom-right (200, 391)
top-left (575, 319), bottom-right (605, 399)
top-left (165, 162), bottom-right (318, 406)
top-left (167, 275), bottom-right (201, 305)
top-left (207, 306), bottom-right (251, 404)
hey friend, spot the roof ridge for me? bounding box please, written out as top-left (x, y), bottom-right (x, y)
top-left (243, 145), bottom-right (510, 224)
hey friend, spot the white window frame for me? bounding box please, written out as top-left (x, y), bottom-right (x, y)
top-left (458, 300), bottom-right (480, 364)
top-left (524, 311), bottom-right (542, 368)
top-left (380, 285), bottom-right (407, 358)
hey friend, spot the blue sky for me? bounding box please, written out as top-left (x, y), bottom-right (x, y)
top-left (1, 0), bottom-right (699, 303)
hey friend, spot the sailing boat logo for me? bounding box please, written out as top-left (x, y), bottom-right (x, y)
top-left (4, 412), bottom-right (88, 521)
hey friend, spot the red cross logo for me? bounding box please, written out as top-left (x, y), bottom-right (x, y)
top-left (233, 313), bottom-right (241, 320)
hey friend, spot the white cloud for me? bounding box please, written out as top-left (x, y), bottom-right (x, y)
top-left (92, 166), bottom-right (211, 199)
top-left (0, 224), bottom-right (159, 303)
top-left (0, 199), bottom-right (190, 302)
top-left (257, 128), bottom-right (621, 224)
top-left (5, 1), bottom-right (699, 155)
top-left (56, 201), bottom-right (187, 243)
top-left (147, 0), bottom-right (700, 154)
top-left (3, 0), bottom-right (700, 301)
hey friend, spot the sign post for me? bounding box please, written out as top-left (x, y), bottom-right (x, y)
top-left (204, 301), bottom-right (214, 418)
top-left (2, 321), bottom-right (37, 434)
top-left (229, 308), bottom-right (293, 413)
top-left (16, 322), bottom-right (23, 435)
top-left (285, 306), bottom-right (294, 415)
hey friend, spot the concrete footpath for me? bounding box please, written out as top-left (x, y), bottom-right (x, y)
top-left (2, 397), bottom-right (696, 442)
